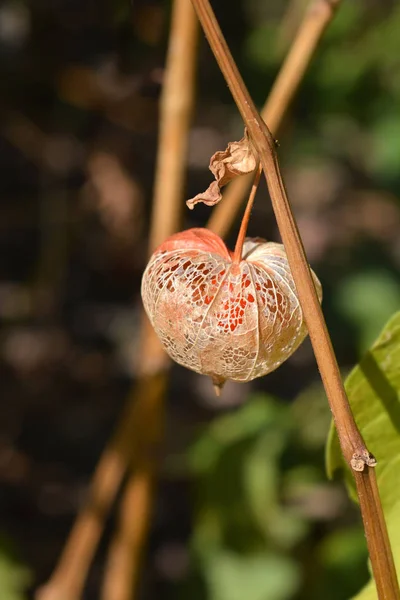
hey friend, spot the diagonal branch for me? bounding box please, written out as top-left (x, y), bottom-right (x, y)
top-left (101, 2), bottom-right (199, 598)
top-left (208, 0), bottom-right (341, 239)
top-left (190, 1), bottom-right (399, 599)
top-left (36, 369), bottom-right (168, 600)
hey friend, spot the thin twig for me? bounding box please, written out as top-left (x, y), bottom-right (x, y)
top-left (232, 167), bottom-right (261, 264)
top-left (208, 0), bottom-right (341, 239)
top-left (36, 369), bottom-right (167, 600)
top-left (277, 0), bottom-right (309, 51)
top-left (36, 0), bottom-right (199, 598)
top-left (101, 470), bottom-right (154, 600)
top-left (102, 1), bottom-right (199, 599)
top-left (190, 1), bottom-right (399, 599)
top-left (146, 0), bottom-right (199, 253)
top-left (101, 375), bottom-right (164, 600)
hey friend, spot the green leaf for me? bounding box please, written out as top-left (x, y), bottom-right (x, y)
top-left (335, 272), bottom-right (400, 353)
top-left (243, 432), bottom-right (307, 549)
top-left (291, 381), bottom-right (332, 450)
top-left (0, 538), bottom-right (30, 600)
top-left (319, 526), bottom-right (368, 570)
top-left (201, 549), bottom-right (300, 600)
top-left (244, 23), bottom-right (279, 70)
top-left (326, 311), bottom-right (400, 598)
top-left (190, 395), bottom-right (294, 553)
top-left (323, 1), bottom-right (363, 42)
top-left (317, 527), bottom-right (370, 600)
top-left (369, 115), bottom-right (400, 178)
top-left (189, 394), bottom-right (284, 473)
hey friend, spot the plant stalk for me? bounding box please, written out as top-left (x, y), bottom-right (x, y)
top-left (232, 167), bottom-right (261, 264)
top-left (101, 1), bottom-right (199, 598)
top-left (101, 2), bottom-right (199, 598)
top-left (190, 1), bottom-right (399, 598)
top-left (207, 0), bottom-right (342, 239)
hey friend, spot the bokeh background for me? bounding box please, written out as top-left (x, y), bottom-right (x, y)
top-left (0, 0), bottom-right (399, 598)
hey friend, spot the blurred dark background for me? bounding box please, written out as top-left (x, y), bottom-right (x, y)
top-left (0, 0), bottom-right (399, 598)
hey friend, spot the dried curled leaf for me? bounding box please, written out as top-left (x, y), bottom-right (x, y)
top-left (210, 130), bottom-right (257, 185)
top-left (186, 181), bottom-right (222, 210)
top-left (187, 129), bottom-right (258, 209)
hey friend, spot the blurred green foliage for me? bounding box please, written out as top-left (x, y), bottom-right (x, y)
top-left (327, 311), bottom-right (400, 600)
top-left (335, 271), bottom-right (400, 353)
top-left (181, 390), bottom-right (369, 600)
top-left (0, 538), bottom-right (30, 600)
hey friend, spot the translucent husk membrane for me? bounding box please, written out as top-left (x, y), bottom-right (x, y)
top-left (141, 228), bottom-right (322, 392)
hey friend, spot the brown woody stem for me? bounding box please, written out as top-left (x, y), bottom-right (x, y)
top-left (208, 0), bottom-right (342, 239)
top-left (190, 1), bottom-right (400, 599)
top-left (232, 166), bottom-right (261, 264)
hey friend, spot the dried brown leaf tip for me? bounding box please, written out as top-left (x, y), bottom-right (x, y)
top-left (186, 129), bottom-right (258, 209)
top-left (186, 181), bottom-right (222, 209)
